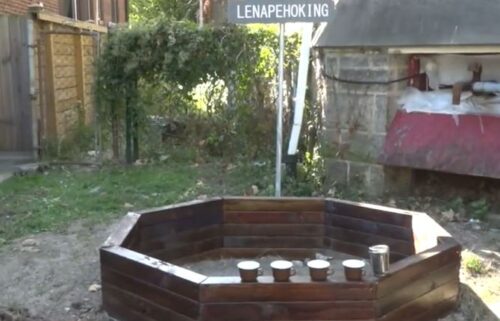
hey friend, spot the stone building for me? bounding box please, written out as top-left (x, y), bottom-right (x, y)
top-left (313, 0), bottom-right (500, 195)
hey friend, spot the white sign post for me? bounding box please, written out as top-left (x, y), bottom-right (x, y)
top-left (228, 0), bottom-right (332, 196)
top-left (276, 23), bottom-right (285, 196)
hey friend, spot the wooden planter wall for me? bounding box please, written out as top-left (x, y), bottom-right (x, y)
top-left (100, 197), bottom-right (461, 321)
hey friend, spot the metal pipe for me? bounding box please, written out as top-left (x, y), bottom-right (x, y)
top-left (96, 0), bottom-right (100, 24)
top-left (94, 31), bottom-right (102, 163)
top-left (288, 23), bottom-right (313, 156)
top-left (473, 82), bottom-right (500, 93)
top-left (275, 23), bottom-right (285, 197)
top-left (73, 0), bottom-right (78, 20)
top-left (28, 19), bottom-right (38, 159)
top-left (199, 0), bottom-right (204, 28)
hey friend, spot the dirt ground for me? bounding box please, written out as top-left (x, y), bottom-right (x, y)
top-left (181, 250), bottom-right (373, 278)
top-left (0, 222), bottom-right (116, 321)
top-left (0, 218), bottom-right (499, 321)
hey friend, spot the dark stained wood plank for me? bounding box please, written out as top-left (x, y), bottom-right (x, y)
top-left (102, 290), bottom-right (161, 321)
top-left (325, 213), bottom-right (413, 241)
top-left (323, 237), bottom-right (368, 258)
top-left (137, 225), bottom-right (222, 252)
top-left (324, 226), bottom-right (415, 255)
top-left (326, 199), bottom-right (413, 228)
top-left (412, 213), bottom-right (452, 253)
top-left (323, 237), bottom-right (407, 263)
top-left (224, 211), bottom-right (324, 224)
top-left (171, 248), bottom-right (225, 265)
top-left (102, 267), bottom-right (199, 319)
top-left (100, 246), bottom-right (207, 300)
top-left (223, 223), bottom-right (324, 237)
top-left (103, 283), bottom-right (195, 321)
top-left (217, 248), bottom-right (323, 260)
top-left (138, 198), bottom-right (223, 226)
top-left (202, 273), bottom-right (377, 285)
top-left (200, 276), bottom-right (377, 302)
top-left (223, 197), bottom-right (325, 212)
top-left (377, 281), bottom-right (459, 321)
top-left (404, 296), bottom-right (458, 321)
top-left (171, 248), bottom-right (327, 265)
top-left (0, 17), bottom-right (15, 150)
top-left (146, 237), bottom-right (223, 261)
top-left (376, 263), bottom-right (460, 315)
top-left (103, 212), bottom-right (141, 247)
top-left (377, 240), bottom-right (461, 298)
top-left (224, 236), bottom-right (323, 249)
top-left (200, 300), bottom-right (376, 321)
top-left (139, 211), bottom-right (222, 239)
top-left (16, 18), bottom-right (32, 150)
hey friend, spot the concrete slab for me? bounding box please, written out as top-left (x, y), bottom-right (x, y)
top-left (0, 171), bottom-right (13, 184)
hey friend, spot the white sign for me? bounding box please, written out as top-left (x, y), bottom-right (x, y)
top-left (228, 0), bottom-right (332, 23)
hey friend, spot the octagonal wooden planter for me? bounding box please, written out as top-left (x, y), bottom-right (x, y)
top-left (100, 197), bottom-right (461, 321)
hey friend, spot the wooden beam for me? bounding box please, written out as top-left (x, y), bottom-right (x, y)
top-left (200, 300), bottom-right (377, 321)
top-left (100, 246), bottom-right (207, 300)
top-left (223, 197), bottom-right (325, 212)
top-left (377, 281), bottom-right (459, 321)
top-left (102, 212), bottom-right (141, 247)
top-left (326, 199), bottom-right (414, 228)
top-left (223, 224), bottom-right (324, 237)
top-left (36, 12), bottom-right (107, 33)
top-left (42, 22), bottom-right (57, 139)
top-left (74, 34), bottom-right (85, 124)
top-left (388, 46), bottom-right (500, 54)
top-left (103, 284), bottom-right (195, 321)
top-left (376, 262), bottom-right (459, 316)
top-left (376, 240), bottom-right (461, 298)
top-left (200, 276), bottom-right (377, 302)
top-left (224, 211), bottom-right (324, 224)
top-left (102, 268), bottom-right (200, 319)
top-left (325, 213), bottom-right (413, 241)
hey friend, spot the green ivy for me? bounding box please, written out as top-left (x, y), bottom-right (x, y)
top-left (95, 21), bottom-right (278, 162)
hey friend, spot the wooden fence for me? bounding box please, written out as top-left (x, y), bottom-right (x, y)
top-left (36, 12), bottom-right (106, 143)
top-left (0, 15), bottom-right (33, 152)
top-left (0, 11), bottom-right (106, 157)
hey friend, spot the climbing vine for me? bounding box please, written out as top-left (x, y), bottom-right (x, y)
top-left (96, 20), bottom-right (279, 162)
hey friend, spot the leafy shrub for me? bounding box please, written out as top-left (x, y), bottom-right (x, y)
top-left (468, 198), bottom-right (490, 220)
top-left (95, 20), bottom-right (281, 162)
top-left (463, 251), bottom-right (487, 275)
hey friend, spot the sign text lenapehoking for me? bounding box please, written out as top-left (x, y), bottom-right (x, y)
top-left (228, 0), bottom-right (332, 24)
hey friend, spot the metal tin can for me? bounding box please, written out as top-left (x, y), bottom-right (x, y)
top-left (369, 244), bottom-right (390, 276)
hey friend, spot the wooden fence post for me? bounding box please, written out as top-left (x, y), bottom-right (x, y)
top-left (74, 33), bottom-right (86, 125)
top-left (43, 22), bottom-right (57, 139)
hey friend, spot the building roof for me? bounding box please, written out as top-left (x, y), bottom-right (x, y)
top-left (314, 0), bottom-right (500, 48)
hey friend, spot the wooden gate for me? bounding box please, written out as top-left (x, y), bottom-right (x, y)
top-left (0, 15), bottom-right (33, 152)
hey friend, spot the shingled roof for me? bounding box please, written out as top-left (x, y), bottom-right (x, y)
top-left (314, 0), bottom-right (500, 48)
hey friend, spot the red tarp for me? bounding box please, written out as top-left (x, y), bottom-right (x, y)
top-left (379, 111), bottom-right (500, 179)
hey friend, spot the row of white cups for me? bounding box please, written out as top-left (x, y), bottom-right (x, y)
top-left (237, 244), bottom-right (390, 282)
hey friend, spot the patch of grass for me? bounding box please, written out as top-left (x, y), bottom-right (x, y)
top-left (467, 198), bottom-right (490, 221)
top-left (463, 251), bottom-right (487, 275)
top-left (0, 161), bottom-right (274, 243)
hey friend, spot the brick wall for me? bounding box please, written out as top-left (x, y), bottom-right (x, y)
top-left (101, 0), bottom-right (128, 24)
top-left (318, 50), bottom-right (413, 195)
top-left (0, 0), bottom-right (128, 24)
top-left (0, 0), bottom-right (59, 16)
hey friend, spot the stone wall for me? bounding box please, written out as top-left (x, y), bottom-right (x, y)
top-left (318, 49), bottom-right (412, 195)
